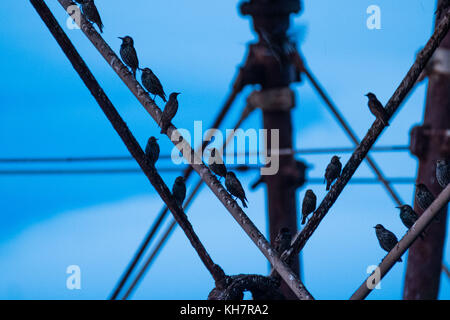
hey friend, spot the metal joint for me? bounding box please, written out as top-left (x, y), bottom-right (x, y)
top-left (410, 125), bottom-right (450, 159)
top-left (247, 87), bottom-right (295, 111)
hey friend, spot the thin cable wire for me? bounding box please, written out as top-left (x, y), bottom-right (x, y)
top-left (0, 145), bottom-right (409, 164)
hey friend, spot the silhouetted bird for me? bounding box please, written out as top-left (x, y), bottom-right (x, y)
top-left (374, 224), bottom-right (402, 262)
top-left (160, 92), bottom-right (180, 134)
top-left (81, 0), bottom-right (103, 33)
top-left (324, 155), bottom-right (342, 191)
top-left (172, 176), bottom-right (186, 208)
top-left (365, 93), bottom-right (389, 126)
top-left (225, 171), bottom-right (248, 208)
top-left (208, 148), bottom-right (227, 180)
top-left (273, 227), bottom-right (292, 255)
top-left (397, 204), bottom-right (418, 229)
top-left (415, 183), bottom-right (435, 211)
top-left (140, 68), bottom-right (167, 102)
top-left (436, 160), bottom-right (449, 188)
top-left (301, 189), bottom-right (317, 225)
top-left (397, 204), bottom-right (425, 240)
top-left (119, 36), bottom-right (139, 78)
top-left (145, 136), bottom-right (159, 167)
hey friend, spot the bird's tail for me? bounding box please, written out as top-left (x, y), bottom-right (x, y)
top-left (242, 198), bottom-right (248, 208)
top-left (326, 181), bottom-right (331, 191)
top-left (301, 216), bottom-right (306, 225)
top-left (397, 257), bottom-right (402, 263)
top-left (132, 69), bottom-right (136, 79)
top-left (162, 94), bottom-right (167, 103)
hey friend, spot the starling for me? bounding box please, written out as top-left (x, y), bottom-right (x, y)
top-left (301, 189), bottom-right (317, 225)
top-left (140, 67), bottom-right (167, 102)
top-left (324, 155), bottom-right (342, 191)
top-left (160, 92), bottom-right (180, 134)
top-left (208, 148), bottom-right (227, 180)
top-left (415, 183), bottom-right (435, 211)
top-left (397, 204), bottom-right (418, 229)
top-left (225, 171), bottom-right (248, 208)
top-left (273, 227), bottom-right (292, 255)
top-left (172, 176), bottom-right (186, 208)
top-left (81, 0), bottom-right (103, 33)
top-left (436, 160), bottom-right (450, 188)
top-left (119, 36), bottom-right (139, 78)
top-left (365, 93), bottom-right (389, 126)
top-left (396, 204), bottom-right (425, 240)
top-left (145, 136), bottom-right (159, 167)
top-left (374, 224), bottom-right (402, 262)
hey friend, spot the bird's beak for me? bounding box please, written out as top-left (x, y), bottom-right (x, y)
top-left (365, 94), bottom-right (369, 97)
top-left (373, 226), bottom-right (376, 228)
top-left (395, 206), bottom-right (401, 209)
top-left (118, 37), bottom-right (124, 40)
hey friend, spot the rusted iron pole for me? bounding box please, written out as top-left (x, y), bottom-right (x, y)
top-left (404, 1), bottom-right (450, 300)
top-left (239, 0), bottom-right (303, 299)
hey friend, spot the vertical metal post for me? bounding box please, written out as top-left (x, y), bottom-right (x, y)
top-left (239, 0), bottom-right (303, 298)
top-left (404, 0), bottom-right (450, 299)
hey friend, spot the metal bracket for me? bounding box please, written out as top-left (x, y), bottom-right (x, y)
top-left (247, 87), bottom-right (295, 111)
top-left (410, 125), bottom-right (450, 159)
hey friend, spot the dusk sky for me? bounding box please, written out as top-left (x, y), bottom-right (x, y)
top-left (0, 0), bottom-right (448, 299)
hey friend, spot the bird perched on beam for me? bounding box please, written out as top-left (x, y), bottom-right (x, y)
top-left (145, 136), bottom-right (159, 167)
top-left (225, 171), bottom-right (248, 208)
top-left (415, 183), bottom-right (435, 211)
top-left (160, 92), bottom-right (180, 134)
top-left (324, 155), bottom-right (342, 191)
top-left (436, 160), bottom-right (449, 188)
top-left (140, 68), bottom-right (167, 102)
top-left (301, 189), bottom-right (316, 225)
top-left (374, 224), bottom-right (402, 262)
top-left (119, 36), bottom-right (139, 79)
top-left (365, 93), bottom-right (389, 126)
top-left (79, 0), bottom-right (103, 33)
top-left (397, 204), bottom-right (425, 240)
top-left (172, 176), bottom-right (186, 208)
top-left (208, 148), bottom-right (227, 180)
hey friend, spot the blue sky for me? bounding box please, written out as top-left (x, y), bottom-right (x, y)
top-left (0, 0), bottom-right (448, 299)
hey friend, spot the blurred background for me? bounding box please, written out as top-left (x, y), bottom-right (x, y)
top-left (0, 0), bottom-right (448, 299)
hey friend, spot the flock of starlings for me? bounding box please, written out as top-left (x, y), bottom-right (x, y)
top-left (74, 0), bottom-right (450, 262)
